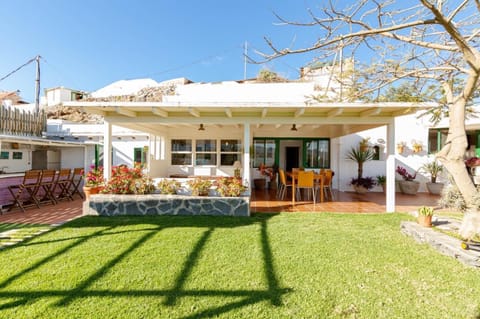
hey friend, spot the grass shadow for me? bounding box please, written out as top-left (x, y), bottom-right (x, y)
top-left (0, 214), bottom-right (291, 317)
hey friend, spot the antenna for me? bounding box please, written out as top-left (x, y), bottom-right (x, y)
top-left (243, 41), bottom-right (247, 80)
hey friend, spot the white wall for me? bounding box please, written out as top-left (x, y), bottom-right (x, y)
top-left (0, 149), bottom-right (31, 173)
top-left (61, 147), bottom-right (85, 169)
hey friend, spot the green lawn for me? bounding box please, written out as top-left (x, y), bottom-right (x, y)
top-left (0, 213), bottom-right (479, 318)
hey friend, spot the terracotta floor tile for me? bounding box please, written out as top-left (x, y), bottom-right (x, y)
top-left (0, 189), bottom-right (441, 226)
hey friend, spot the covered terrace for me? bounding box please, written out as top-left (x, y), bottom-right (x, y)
top-left (64, 81), bottom-right (434, 212)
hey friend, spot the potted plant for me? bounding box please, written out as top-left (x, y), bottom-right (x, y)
top-left (157, 179), bottom-right (181, 195)
top-left (83, 165), bottom-right (104, 200)
top-left (411, 140), bottom-right (423, 153)
top-left (396, 141), bottom-right (406, 154)
top-left (346, 146), bottom-right (375, 193)
top-left (376, 175), bottom-right (386, 193)
top-left (359, 137), bottom-right (371, 152)
top-left (349, 176), bottom-right (375, 194)
top-left (420, 160), bottom-right (444, 195)
top-left (101, 164), bottom-right (155, 194)
top-left (417, 206), bottom-right (434, 227)
top-left (396, 165), bottom-right (419, 195)
top-left (214, 177), bottom-right (248, 197)
top-left (187, 177), bottom-right (212, 196)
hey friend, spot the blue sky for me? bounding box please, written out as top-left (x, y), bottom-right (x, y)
top-left (1, 0), bottom-right (323, 102)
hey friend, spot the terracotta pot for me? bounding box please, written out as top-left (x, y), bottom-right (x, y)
top-left (399, 180), bottom-right (419, 195)
top-left (413, 145), bottom-right (422, 153)
top-left (417, 215), bottom-right (432, 227)
top-left (83, 186), bottom-right (101, 201)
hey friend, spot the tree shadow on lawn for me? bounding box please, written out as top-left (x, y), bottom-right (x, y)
top-left (0, 214), bottom-right (292, 318)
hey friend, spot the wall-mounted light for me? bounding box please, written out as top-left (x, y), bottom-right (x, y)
top-left (291, 124), bottom-right (298, 131)
top-left (198, 124), bottom-right (205, 131)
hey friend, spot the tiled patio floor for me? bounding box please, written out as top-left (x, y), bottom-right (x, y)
top-left (251, 188), bottom-right (441, 214)
top-left (0, 189), bottom-right (441, 226)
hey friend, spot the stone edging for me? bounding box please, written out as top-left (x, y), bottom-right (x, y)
top-left (84, 194), bottom-right (250, 217)
top-left (401, 221), bottom-right (480, 268)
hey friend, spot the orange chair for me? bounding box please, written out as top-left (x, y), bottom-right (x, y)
top-left (296, 171), bottom-right (316, 204)
top-left (277, 169), bottom-right (292, 200)
top-left (322, 170), bottom-right (335, 201)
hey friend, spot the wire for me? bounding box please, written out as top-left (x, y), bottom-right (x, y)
top-left (0, 56), bottom-right (37, 83)
top-left (130, 45), bottom-right (243, 80)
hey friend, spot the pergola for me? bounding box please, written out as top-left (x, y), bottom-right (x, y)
top-left (64, 99), bottom-right (435, 212)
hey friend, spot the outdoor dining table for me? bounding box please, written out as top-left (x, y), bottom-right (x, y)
top-left (286, 171), bottom-right (325, 205)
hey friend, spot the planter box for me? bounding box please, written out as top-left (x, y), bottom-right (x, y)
top-left (84, 194), bottom-right (250, 217)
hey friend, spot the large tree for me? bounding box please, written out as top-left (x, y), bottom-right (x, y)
top-left (257, 0), bottom-right (480, 237)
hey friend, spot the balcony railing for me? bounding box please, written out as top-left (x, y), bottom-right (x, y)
top-left (0, 105), bottom-right (46, 137)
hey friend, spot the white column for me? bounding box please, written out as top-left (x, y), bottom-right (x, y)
top-left (386, 121), bottom-right (396, 212)
top-left (103, 120), bottom-right (112, 180)
top-left (243, 123), bottom-right (251, 188)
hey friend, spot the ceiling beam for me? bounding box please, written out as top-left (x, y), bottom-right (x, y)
top-left (152, 107), bottom-right (168, 117)
top-left (294, 107), bottom-right (305, 118)
top-left (327, 108), bottom-right (343, 117)
top-left (261, 108), bottom-right (268, 118)
top-left (115, 106), bottom-right (136, 117)
top-left (82, 107), bottom-right (106, 116)
top-left (360, 107), bottom-right (382, 117)
top-left (188, 108), bottom-right (200, 117)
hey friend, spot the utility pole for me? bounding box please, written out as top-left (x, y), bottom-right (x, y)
top-left (34, 55), bottom-right (40, 113)
top-left (243, 41), bottom-right (247, 80)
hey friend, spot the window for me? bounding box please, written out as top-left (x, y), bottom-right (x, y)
top-left (195, 139), bottom-right (216, 165)
top-left (304, 139), bottom-right (329, 168)
top-left (171, 139), bottom-right (192, 165)
top-left (12, 152), bottom-right (22, 160)
top-left (220, 139), bottom-right (242, 166)
top-left (0, 151), bottom-right (8, 159)
top-left (253, 139), bottom-right (276, 167)
top-left (428, 129), bottom-right (448, 154)
top-left (134, 146), bottom-right (148, 166)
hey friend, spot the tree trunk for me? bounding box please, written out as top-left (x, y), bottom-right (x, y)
top-left (437, 96), bottom-right (478, 239)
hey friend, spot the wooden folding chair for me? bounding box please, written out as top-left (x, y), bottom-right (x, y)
top-left (7, 170), bottom-right (42, 212)
top-left (53, 168), bottom-right (74, 202)
top-left (69, 168), bottom-right (85, 199)
top-left (37, 169), bottom-right (57, 206)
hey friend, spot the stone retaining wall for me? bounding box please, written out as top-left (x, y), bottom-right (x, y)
top-left (401, 221), bottom-right (480, 267)
top-left (83, 194), bottom-right (250, 217)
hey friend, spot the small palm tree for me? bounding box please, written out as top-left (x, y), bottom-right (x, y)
top-left (346, 146), bottom-right (375, 179)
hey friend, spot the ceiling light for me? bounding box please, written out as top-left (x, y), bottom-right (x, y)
top-left (291, 124), bottom-right (298, 131)
top-left (198, 124), bottom-right (205, 131)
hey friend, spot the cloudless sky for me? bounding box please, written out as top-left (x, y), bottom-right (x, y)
top-left (1, 0), bottom-right (325, 102)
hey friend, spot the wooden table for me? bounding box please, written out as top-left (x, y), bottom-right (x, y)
top-left (286, 171), bottom-right (325, 205)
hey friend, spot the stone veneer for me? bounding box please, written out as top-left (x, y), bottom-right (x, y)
top-left (83, 194), bottom-right (250, 217)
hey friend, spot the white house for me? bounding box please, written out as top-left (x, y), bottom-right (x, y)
top-left (62, 66), bottom-right (448, 212)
